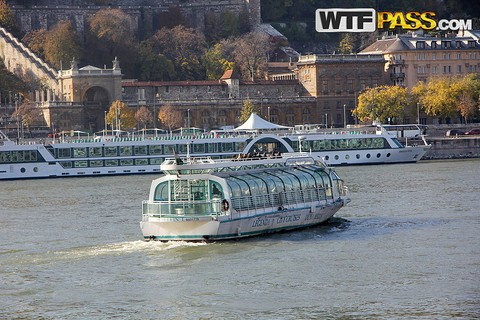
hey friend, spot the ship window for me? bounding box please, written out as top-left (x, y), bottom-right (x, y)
top-left (134, 146), bottom-right (147, 155)
top-left (210, 181), bottom-right (224, 199)
top-left (105, 147), bottom-right (118, 157)
top-left (57, 148), bottom-right (71, 158)
top-left (154, 181), bottom-right (169, 201)
top-left (89, 147), bottom-right (103, 157)
top-left (135, 159), bottom-right (149, 165)
top-left (105, 159), bottom-right (118, 166)
top-left (73, 147), bottom-right (87, 158)
top-left (235, 142), bottom-right (246, 152)
top-left (149, 145), bottom-right (163, 155)
top-left (120, 159), bottom-right (134, 166)
top-left (222, 143), bottom-right (233, 152)
top-left (192, 143), bottom-right (205, 153)
top-left (89, 160), bottom-right (103, 167)
top-left (119, 146), bottom-right (132, 156)
top-left (150, 158), bottom-right (163, 165)
top-left (60, 162), bottom-right (73, 169)
top-left (74, 160), bottom-right (88, 168)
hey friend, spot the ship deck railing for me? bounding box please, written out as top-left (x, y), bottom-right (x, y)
top-left (142, 186), bottom-right (335, 218)
top-left (142, 199), bottom-right (225, 218)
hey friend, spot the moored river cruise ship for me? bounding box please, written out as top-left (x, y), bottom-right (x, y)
top-left (0, 127), bottom-right (430, 180)
top-left (140, 153), bottom-right (349, 241)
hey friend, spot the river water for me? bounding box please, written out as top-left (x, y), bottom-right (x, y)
top-left (0, 159), bottom-right (479, 319)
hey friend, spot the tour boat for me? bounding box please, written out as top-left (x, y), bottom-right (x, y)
top-left (140, 153), bottom-right (349, 241)
top-left (0, 128), bottom-right (430, 180)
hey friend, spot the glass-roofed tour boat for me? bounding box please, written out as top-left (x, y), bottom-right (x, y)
top-left (140, 152), bottom-right (350, 241)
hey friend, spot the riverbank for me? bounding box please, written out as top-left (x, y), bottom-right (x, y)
top-left (422, 136), bottom-right (480, 160)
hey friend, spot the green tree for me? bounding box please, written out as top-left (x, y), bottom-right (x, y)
top-left (44, 21), bottom-right (82, 69)
top-left (240, 99), bottom-right (259, 122)
top-left (204, 43), bottom-right (235, 80)
top-left (136, 42), bottom-right (176, 81)
top-left (353, 85), bottom-right (409, 124)
top-left (106, 100), bottom-right (135, 131)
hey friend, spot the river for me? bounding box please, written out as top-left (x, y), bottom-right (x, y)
top-left (0, 159), bottom-right (479, 319)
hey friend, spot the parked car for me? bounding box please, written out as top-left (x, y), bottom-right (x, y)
top-left (445, 129), bottom-right (465, 136)
top-left (465, 129), bottom-right (480, 135)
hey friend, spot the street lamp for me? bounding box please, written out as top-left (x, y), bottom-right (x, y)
top-left (343, 104), bottom-right (346, 128)
top-left (267, 106), bottom-right (270, 121)
top-left (154, 92), bottom-right (159, 128)
top-left (187, 109), bottom-right (190, 129)
top-left (416, 102), bottom-right (420, 124)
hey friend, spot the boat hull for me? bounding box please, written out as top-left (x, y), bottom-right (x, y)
top-left (140, 200), bottom-right (345, 241)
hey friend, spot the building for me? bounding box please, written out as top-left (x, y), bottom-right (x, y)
top-left (296, 54), bottom-right (388, 127)
top-left (360, 31), bottom-right (480, 89)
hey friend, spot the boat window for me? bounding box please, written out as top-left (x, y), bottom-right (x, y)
top-left (104, 146), bottom-right (118, 157)
top-left (210, 181), bottom-right (224, 199)
top-left (222, 142), bottom-right (233, 152)
top-left (119, 146), bottom-right (132, 156)
top-left (74, 160), bottom-right (88, 168)
top-left (235, 142), bottom-right (246, 152)
top-left (192, 143), bottom-right (205, 153)
top-left (89, 147), bottom-right (103, 157)
top-left (154, 181), bottom-right (169, 201)
top-left (134, 145), bottom-right (147, 155)
top-left (120, 159), bottom-right (134, 166)
top-left (191, 180), bottom-right (208, 201)
top-left (89, 160), bottom-right (103, 167)
top-left (60, 161), bottom-right (73, 168)
top-left (57, 148), bottom-right (71, 158)
top-left (105, 159), bottom-right (118, 166)
top-left (149, 145), bottom-right (163, 155)
top-left (150, 158), bottom-right (163, 165)
top-left (73, 147), bottom-right (87, 158)
top-left (226, 178), bottom-right (243, 199)
top-left (135, 158), bottom-right (149, 165)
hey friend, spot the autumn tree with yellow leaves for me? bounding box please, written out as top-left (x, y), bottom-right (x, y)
top-left (105, 100), bottom-right (135, 131)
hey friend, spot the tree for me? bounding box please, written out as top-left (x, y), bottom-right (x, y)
top-left (22, 29), bottom-right (48, 60)
top-left (353, 85), bottom-right (409, 124)
top-left (0, 0), bottom-right (19, 35)
top-left (158, 104), bottom-right (182, 133)
top-left (136, 42), bottom-right (176, 81)
top-left (232, 32), bottom-right (271, 81)
top-left (204, 43), bottom-right (235, 80)
top-left (150, 25), bottom-right (207, 80)
top-left (44, 21), bottom-right (82, 69)
top-left (12, 100), bottom-right (44, 136)
top-left (412, 77), bottom-right (459, 120)
top-left (239, 99), bottom-right (260, 122)
top-left (105, 100), bottom-right (135, 131)
top-left (135, 106), bottom-right (153, 129)
top-left (87, 8), bottom-right (138, 77)
top-left (452, 74), bottom-right (480, 123)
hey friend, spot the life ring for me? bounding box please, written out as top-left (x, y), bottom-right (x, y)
top-left (222, 199), bottom-right (229, 211)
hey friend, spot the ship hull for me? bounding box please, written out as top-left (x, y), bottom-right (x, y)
top-left (140, 200), bottom-right (345, 241)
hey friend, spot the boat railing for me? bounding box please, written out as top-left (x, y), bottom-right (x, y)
top-left (142, 199), bottom-right (224, 218)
